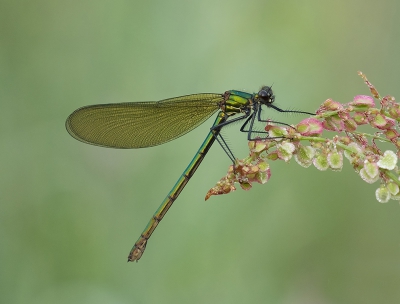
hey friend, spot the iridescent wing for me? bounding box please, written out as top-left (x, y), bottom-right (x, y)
top-left (66, 94), bottom-right (222, 148)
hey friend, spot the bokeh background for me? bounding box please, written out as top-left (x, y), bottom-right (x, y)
top-left (2, 1), bottom-right (400, 303)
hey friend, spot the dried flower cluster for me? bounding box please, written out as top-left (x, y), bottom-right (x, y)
top-left (206, 72), bottom-right (400, 203)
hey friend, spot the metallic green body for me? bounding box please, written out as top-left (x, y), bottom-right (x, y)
top-left (127, 114), bottom-right (227, 261)
top-left (127, 91), bottom-right (251, 261)
top-left (66, 89), bottom-right (259, 262)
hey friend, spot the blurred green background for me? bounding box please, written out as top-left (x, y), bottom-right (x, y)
top-left (2, 0), bottom-right (400, 303)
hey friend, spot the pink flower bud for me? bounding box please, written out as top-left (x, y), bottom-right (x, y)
top-left (388, 103), bottom-right (400, 119)
top-left (320, 99), bottom-right (344, 111)
top-left (351, 95), bottom-right (375, 108)
top-left (343, 118), bottom-right (357, 132)
top-left (353, 112), bottom-right (368, 125)
top-left (384, 129), bottom-right (399, 141)
top-left (322, 116), bottom-right (345, 131)
top-left (296, 118), bottom-right (324, 136)
top-left (370, 114), bottom-right (396, 130)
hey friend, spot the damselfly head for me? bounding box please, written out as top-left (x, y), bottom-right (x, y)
top-left (257, 86), bottom-right (275, 105)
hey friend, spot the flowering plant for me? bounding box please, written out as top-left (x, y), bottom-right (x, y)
top-left (206, 72), bottom-right (400, 203)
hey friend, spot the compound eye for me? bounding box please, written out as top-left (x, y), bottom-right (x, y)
top-left (259, 90), bottom-right (268, 98)
top-left (258, 86), bottom-right (274, 104)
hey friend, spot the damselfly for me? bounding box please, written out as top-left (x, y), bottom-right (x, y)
top-left (66, 86), bottom-right (314, 262)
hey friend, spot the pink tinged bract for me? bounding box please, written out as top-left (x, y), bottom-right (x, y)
top-left (327, 151), bottom-right (343, 171)
top-left (313, 153), bottom-right (329, 171)
top-left (376, 186), bottom-right (391, 203)
top-left (277, 142), bottom-right (295, 162)
top-left (359, 161), bottom-right (379, 184)
top-left (296, 118), bottom-right (323, 136)
top-left (351, 95), bottom-right (375, 108)
top-left (294, 145), bottom-right (316, 168)
top-left (377, 150), bottom-right (397, 170)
